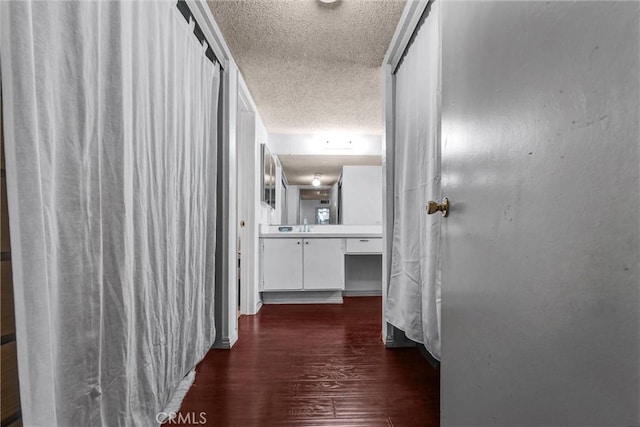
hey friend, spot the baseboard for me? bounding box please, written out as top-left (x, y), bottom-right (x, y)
top-left (262, 290), bottom-right (343, 304)
top-left (212, 332), bottom-right (238, 349)
top-left (385, 336), bottom-right (417, 348)
top-left (254, 300), bottom-right (263, 313)
top-left (384, 326), bottom-right (417, 348)
top-left (342, 290), bottom-right (382, 297)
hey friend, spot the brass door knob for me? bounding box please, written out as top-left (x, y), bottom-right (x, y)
top-left (426, 198), bottom-right (450, 217)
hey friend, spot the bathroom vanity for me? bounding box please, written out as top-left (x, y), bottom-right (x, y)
top-left (259, 225), bottom-right (382, 304)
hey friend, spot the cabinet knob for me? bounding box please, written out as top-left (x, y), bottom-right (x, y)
top-left (297, 241), bottom-right (301, 245)
top-left (305, 241), bottom-right (309, 245)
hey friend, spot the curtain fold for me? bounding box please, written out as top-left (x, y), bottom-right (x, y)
top-left (385, 1), bottom-right (441, 360)
top-left (1, 1), bottom-right (220, 425)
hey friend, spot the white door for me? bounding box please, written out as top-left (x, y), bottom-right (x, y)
top-left (303, 238), bottom-right (344, 290)
top-left (262, 239), bottom-right (303, 290)
top-left (440, 2), bottom-right (639, 426)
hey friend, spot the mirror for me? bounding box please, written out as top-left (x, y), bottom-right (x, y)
top-left (261, 144), bottom-right (276, 208)
top-left (279, 155), bottom-right (381, 225)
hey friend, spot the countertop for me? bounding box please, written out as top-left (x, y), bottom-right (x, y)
top-left (259, 224), bottom-right (382, 239)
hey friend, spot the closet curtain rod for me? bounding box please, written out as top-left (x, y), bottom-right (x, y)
top-left (176, 0), bottom-right (221, 68)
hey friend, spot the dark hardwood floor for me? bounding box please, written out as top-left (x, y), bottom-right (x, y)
top-left (175, 297), bottom-right (440, 426)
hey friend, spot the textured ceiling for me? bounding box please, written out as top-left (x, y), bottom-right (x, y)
top-left (208, 0), bottom-right (406, 135)
top-left (278, 154), bottom-right (381, 186)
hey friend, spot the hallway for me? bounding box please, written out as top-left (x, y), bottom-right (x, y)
top-left (176, 297), bottom-right (440, 426)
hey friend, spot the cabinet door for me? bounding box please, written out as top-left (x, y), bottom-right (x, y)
top-left (303, 238), bottom-right (344, 290)
top-left (262, 239), bottom-right (303, 290)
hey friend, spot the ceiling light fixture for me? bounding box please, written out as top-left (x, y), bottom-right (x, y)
top-left (324, 140), bottom-right (353, 151)
top-left (318, 0), bottom-right (338, 4)
top-left (312, 174), bottom-right (321, 187)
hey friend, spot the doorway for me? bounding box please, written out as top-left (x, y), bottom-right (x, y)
top-left (236, 87), bottom-right (258, 318)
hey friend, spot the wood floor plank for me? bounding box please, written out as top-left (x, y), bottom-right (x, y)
top-left (173, 297), bottom-right (439, 426)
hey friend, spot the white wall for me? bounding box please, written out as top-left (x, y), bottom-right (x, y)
top-left (286, 185), bottom-right (300, 224)
top-left (268, 133), bottom-right (382, 156)
top-left (341, 165), bottom-right (382, 225)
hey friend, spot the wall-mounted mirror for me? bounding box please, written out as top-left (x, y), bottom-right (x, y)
top-left (261, 144), bottom-right (276, 209)
top-left (278, 154), bottom-right (381, 225)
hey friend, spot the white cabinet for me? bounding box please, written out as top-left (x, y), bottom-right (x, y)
top-left (261, 238), bottom-right (344, 291)
top-left (303, 239), bottom-right (343, 290)
top-left (262, 238), bottom-right (303, 290)
top-left (344, 238), bottom-right (382, 254)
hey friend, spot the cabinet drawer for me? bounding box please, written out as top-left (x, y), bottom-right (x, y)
top-left (345, 238), bottom-right (382, 254)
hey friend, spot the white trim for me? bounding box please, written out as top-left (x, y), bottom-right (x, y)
top-left (182, 0), bottom-right (240, 350)
top-left (238, 73), bottom-right (261, 114)
top-left (212, 62), bottom-right (239, 349)
top-left (237, 109), bottom-right (260, 317)
top-left (236, 71), bottom-right (266, 317)
top-left (238, 90), bottom-right (250, 112)
top-left (186, 0), bottom-right (262, 349)
top-left (254, 300), bottom-right (263, 314)
top-left (262, 291), bottom-right (344, 305)
top-left (384, 334), bottom-right (416, 349)
top-left (215, 333), bottom-right (238, 350)
top-left (226, 65), bottom-right (239, 347)
top-left (185, 0), bottom-right (231, 67)
top-left (342, 290), bottom-right (383, 297)
top-left (381, 64), bottom-right (396, 345)
top-left (280, 160), bottom-right (290, 186)
top-left (383, 0), bottom-right (430, 72)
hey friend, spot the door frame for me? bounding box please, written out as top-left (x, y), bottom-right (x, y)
top-left (381, 0), bottom-right (432, 347)
top-left (185, 0), bottom-right (239, 349)
top-left (187, 0), bottom-right (269, 348)
top-left (237, 96), bottom-right (251, 316)
top-left (237, 77), bottom-right (262, 317)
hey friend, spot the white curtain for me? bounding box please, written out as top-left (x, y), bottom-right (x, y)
top-left (386, 1), bottom-right (441, 360)
top-left (1, 1), bottom-right (220, 425)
